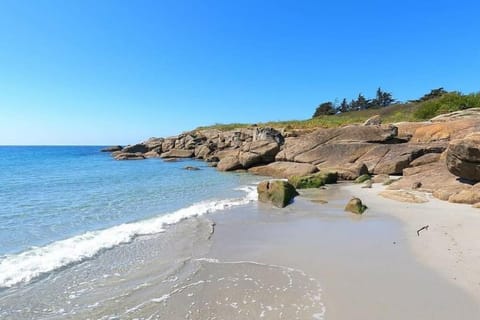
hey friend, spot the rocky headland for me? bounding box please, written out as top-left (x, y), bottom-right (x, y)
top-left (106, 108), bottom-right (480, 207)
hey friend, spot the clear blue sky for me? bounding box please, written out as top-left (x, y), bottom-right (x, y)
top-left (1, 0), bottom-right (479, 145)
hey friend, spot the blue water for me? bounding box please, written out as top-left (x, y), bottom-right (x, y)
top-left (0, 146), bottom-right (256, 257)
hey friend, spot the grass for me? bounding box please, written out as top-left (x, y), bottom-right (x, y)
top-left (196, 91), bottom-right (480, 132)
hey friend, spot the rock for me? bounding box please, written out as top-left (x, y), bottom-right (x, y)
top-left (288, 172), bottom-right (338, 189)
top-left (253, 127), bottom-right (284, 144)
top-left (320, 163), bottom-right (369, 180)
top-left (208, 162), bottom-right (218, 167)
top-left (163, 158), bottom-right (179, 162)
top-left (194, 145), bottom-right (212, 159)
top-left (372, 174), bottom-right (390, 184)
top-left (411, 119), bottom-right (480, 143)
top-left (411, 181), bottom-right (422, 190)
top-left (101, 145), bottom-right (123, 152)
top-left (362, 180), bottom-right (373, 188)
top-left (144, 150), bottom-right (161, 158)
top-left (257, 180), bottom-right (299, 208)
top-left (446, 132), bottom-right (480, 181)
top-left (392, 161), bottom-right (471, 196)
top-left (162, 138), bottom-right (176, 152)
top-left (217, 156), bottom-right (243, 171)
top-left (344, 197), bottom-right (367, 214)
top-left (382, 178), bottom-right (395, 186)
top-left (472, 202), bottom-right (480, 209)
top-left (362, 143), bottom-right (445, 175)
top-left (160, 149), bottom-right (194, 158)
top-left (379, 190), bottom-right (429, 203)
top-left (363, 115), bottom-right (382, 126)
top-left (409, 153), bottom-right (441, 167)
top-left (184, 166), bottom-right (200, 171)
top-left (447, 183), bottom-right (480, 204)
top-left (394, 122), bottom-right (430, 140)
top-left (430, 108), bottom-right (480, 122)
top-left (144, 137), bottom-right (164, 151)
top-left (448, 190), bottom-right (480, 204)
top-left (248, 162), bottom-right (318, 179)
top-left (276, 125), bottom-right (398, 163)
top-left (114, 152), bottom-right (145, 160)
top-left (355, 174), bottom-right (371, 183)
top-left (122, 143), bottom-right (149, 154)
top-left (238, 140), bottom-right (280, 168)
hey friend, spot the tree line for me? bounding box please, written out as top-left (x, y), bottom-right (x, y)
top-left (312, 87), bottom-right (447, 118)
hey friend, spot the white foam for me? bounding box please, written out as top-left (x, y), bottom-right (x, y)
top-left (0, 185), bottom-right (257, 288)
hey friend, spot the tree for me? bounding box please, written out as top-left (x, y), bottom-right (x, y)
top-left (337, 98), bottom-right (349, 113)
top-left (356, 94), bottom-right (370, 110)
top-left (416, 87), bottom-right (448, 102)
top-left (372, 87), bottom-right (395, 107)
top-left (312, 101), bottom-right (336, 117)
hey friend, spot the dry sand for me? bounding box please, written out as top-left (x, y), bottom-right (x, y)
top-left (201, 183), bottom-right (480, 319)
top-left (343, 182), bottom-right (480, 303)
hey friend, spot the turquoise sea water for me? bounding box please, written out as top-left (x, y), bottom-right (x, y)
top-left (0, 146), bottom-right (258, 288)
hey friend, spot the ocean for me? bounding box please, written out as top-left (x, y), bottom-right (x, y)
top-left (0, 146), bottom-right (259, 292)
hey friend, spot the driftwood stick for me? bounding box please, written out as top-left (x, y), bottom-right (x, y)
top-left (417, 225), bottom-right (429, 236)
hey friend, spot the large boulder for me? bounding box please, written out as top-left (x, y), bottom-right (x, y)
top-left (144, 137), bottom-right (164, 151)
top-left (276, 125), bottom-right (398, 162)
top-left (122, 143), bottom-right (149, 154)
top-left (389, 161), bottom-right (472, 201)
top-left (217, 156), bottom-right (243, 171)
top-left (288, 172), bottom-right (337, 189)
top-left (248, 162), bottom-right (318, 178)
top-left (238, 140), bottom-right (280, 168)
top-left (194, 145), bottom-right (212, 159)
top-left (448, 185), bottom-right (480, 204)
top-left (446, 132), bottom-right (480, 181)
top-left (257, 180), bottom-right (299, 208)
top-left (394, 122), bottom-right (431, 140)
top-left (160, 149), bottom-right (194, 158)
top-left (410, 119), bottom-right (480, 143)
top-left (319, 163), bottom-right (369, 180)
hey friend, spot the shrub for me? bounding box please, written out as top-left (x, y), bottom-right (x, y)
top-left (414, 92), bottom-right (480, 120)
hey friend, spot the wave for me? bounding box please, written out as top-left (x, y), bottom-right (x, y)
top-left (0, 185), bottom-right (257, 288)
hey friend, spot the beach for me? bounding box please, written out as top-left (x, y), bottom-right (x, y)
top-left (201, 183), bottom-right (480, 319)
top-left (4, 176), bottom-right (479, 319)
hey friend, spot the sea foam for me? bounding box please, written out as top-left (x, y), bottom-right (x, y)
top-left (0, 185), bottom-right (257, 288)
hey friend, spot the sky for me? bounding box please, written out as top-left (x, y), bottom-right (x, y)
top-left (0, 0), bottom-right (479, 145)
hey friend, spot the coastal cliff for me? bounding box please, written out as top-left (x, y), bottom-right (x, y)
top-left (107, 108), bottom-right (480, 207)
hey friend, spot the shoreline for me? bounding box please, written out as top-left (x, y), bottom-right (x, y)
top-left (2, 160), bottom-right (479, 318)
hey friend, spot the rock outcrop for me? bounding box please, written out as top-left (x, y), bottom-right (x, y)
top-left (107, 108), bottom-right (480, 207)
top-left (257, 180), bottom-right (299, 208)
top-left (248, 162), bottom-right (318, 178)
top-left (446, 132), bottom-right (480, 182)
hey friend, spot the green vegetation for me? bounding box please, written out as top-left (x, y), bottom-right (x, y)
top-left (354, 174), bottom-right (372, 184)
top-left (288, 172), bottom-right (338, 189)
top-left (196, 89), bottom-right (480, 132)
top-left (413, 92), bottom-right (480, 119)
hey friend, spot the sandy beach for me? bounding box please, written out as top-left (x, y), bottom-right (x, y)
top-left (199, 181), bottom-right (480, 319)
